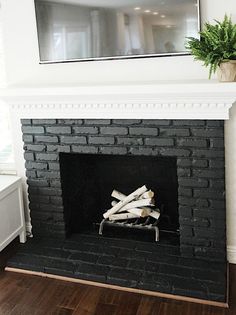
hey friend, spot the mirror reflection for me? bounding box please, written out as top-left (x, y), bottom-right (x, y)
top-left (34, 0), bottom-right (200, 62)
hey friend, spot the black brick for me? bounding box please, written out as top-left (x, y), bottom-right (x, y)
top-left (192, 159), bottom-right (208, 168)
top-left (46, 145), bottom-right (70, 152)
top-left (177, 168), bottom-right (191, 177)
top-left (112, 119), bottom-right (141, 125)
top-left (72, 126), bottom-right (98, 134)
top-left (48, 162), bottom-right (60, 171)
top-left (210, 139), bottom-right (224, 148)
top-left (84, 119), bottom-right (111, 125)
top-left (46, 126), bottom-right (71, 134)
top-left (173, 120), bottom-right (205, 126)
top-left (97, 256), bottom-right (128, 268)
top-left (209, 160), bottom-right (225, 169)
top-left (192, 128), bottom-right (224, 138)
top-left (36, 153), bottom-right (58, 161)
top-left (108, 267), bottom-right (142, 281)
top-left (129, 127), bottom-right (158, 136)
top-left (99, 147), bottom-right (127, 155)
top-left (26, 170), bottom-right (36, 178)
top-left (57, 119), bottom-right (83, 125)
top-left (22, 126), bottom-right (44, 134)
top-left (37, 171), bottom-right (60, 179)
top-left (24, 152), bottom-right (34, 161)
top-left (179, 226), bottom-right (193, 237)
top-left (143, 120), bottom-right (171, 126)
top-left (27, 179), bottom-right (49, 187)
top-left (88, 136), bottom-right (114, 145)
top-left (178, 206), bottom-right (192, 217)
top-left (32, 119), bottom-right (57, 125)
top-left (178, 188), bottom-right (192, 197)
top-left (159, 128), bottom-right (190, 137)
top-left (60, 136), bottom-right (86, 144)
top-left (145, 138), bottom-right (174, 146)
top-left (21, 119), bottom-right (32, 125)
top-left (194, 189), bottom-right (224, 200)
top-left (210, 179), bottom-right (225, 189)
top-left (22, 135), bottom-right (33, 143)
top-left (177, 159), bottom-right (192, 167)
top-left (49, 180), bottom-right (62, 188)
top-left (192, 149), bottom-right (224, 158)
top-left (35, 136), bottom-right (59, 143)
top-left (100, 127), bottom-right (128, 135)
top-left (71, 145), bottom-right (98, 154)
top-left (206, 120), bottom-right (224, 127)
top-left (24, 144), bottom-right (46, 152)
top-left (129, 147), bottom-right (159, 156)
top-left (177, 138), bottom-right (208, 148)
top-left (179, 197), bottom-right (196, 206)
top-left (25, 162), bottom-right (48, 170)
top-left (195, 199), bottom-right (209, 208)
top-left (117, 137), bottom-right (143, 145)
top-left (50, 196), bottom-right (63, 205)
top-left (178, 178), bottom-right (208, 188)
top-left (160, 148), bottom-right (191, 156)
top-left (193, 169), bottom-right (224, 179)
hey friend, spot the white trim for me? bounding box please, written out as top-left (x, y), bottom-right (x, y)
top-left (227, 246), bottom-right (236, 264)
top-left (0, 81), bottom-right (235, 120)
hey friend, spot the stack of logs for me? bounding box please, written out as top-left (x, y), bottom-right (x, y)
top-left (103, 185), bottom-right (160, 221)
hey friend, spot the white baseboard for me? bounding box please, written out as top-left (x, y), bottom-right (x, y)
top-left (227, 246), bottom-right (236, 264)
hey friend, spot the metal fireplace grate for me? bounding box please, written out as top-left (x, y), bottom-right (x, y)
top-left (99, 217), bottom-right (160, 242)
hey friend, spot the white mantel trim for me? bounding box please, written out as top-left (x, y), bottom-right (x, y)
top-left (1, 80), bottom-right (236, 119)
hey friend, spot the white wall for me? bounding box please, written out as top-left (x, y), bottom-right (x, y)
top-left (1, 0), bottom-right (236, 87)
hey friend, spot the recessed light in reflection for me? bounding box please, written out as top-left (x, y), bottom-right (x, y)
top-left (144, 10), bottom-right (151, 13)
top-left (161, 14), bottom-right (166, 18)
top-left (134, 7), bottom-right (141, 10)
top-left (166, 25), bottom-right (172, 28)
top-left (153, 12), bottom-right (159, 15)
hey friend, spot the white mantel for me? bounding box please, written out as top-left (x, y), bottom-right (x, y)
top-left (1, 79), bottom-right (236, 262)
top-left (2, 80), bottom-right (236, 119)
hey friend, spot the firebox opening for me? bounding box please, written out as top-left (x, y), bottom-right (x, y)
top-left (59, 153), bottom-right (179, 241)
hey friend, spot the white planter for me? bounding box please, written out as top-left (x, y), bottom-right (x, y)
top-left (217, 61), bottom-right (236, 82)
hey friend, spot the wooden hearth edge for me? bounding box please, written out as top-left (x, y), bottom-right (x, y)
top-left (5, 266), bottom-right (229, 308)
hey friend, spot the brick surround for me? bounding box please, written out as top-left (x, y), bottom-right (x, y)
top-left (21, 119), bottom-right (226, 262)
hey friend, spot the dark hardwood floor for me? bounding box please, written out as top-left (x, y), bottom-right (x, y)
top-left (0, 240), bottom-right (235, 315)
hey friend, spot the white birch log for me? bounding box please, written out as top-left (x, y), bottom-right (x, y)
top-left (111, 190), bottom-right (127, 201)
top-left (111, 201), bottom-right (150, 217)
top-left (147, 209), bottom-right (161, 220)
top-left (103, 185), bottom-right (147, 219)
top-left (140, 190), bottom-right (154, 199)
top-left (128, 208), bottom-right (150, 217)
top-left (118, 198), bottom-right (154, 211)
top-left (109, 213), bottom-right (139, 221)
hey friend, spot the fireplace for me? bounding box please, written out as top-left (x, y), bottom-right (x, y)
top-left (4, 81), bottom-right (235, 306)
top-left (20, 118), bottom-right (226, 261)
top-left (60, 153), bottom-right (179, 237)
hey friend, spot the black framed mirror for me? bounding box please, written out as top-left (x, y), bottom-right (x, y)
top-left (34, 0), bottom-right (200, 63)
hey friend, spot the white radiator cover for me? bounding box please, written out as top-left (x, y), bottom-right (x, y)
top-left (0, 175), bottom-right (26, 251)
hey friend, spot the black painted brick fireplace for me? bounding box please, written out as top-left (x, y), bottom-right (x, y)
top-left (22, 118), bottom-right (226, 262)
top-left (6, 118), bottom-right (227, 303)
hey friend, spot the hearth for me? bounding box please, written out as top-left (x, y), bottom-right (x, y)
top-left (6, 118), bottom-right (227, 305)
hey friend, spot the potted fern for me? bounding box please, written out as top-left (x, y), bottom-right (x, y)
top-left (186, 15), bottom-right (236, 82)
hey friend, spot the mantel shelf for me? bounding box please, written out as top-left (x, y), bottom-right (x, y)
top-left (1, 80), bottom-right (235, 119)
